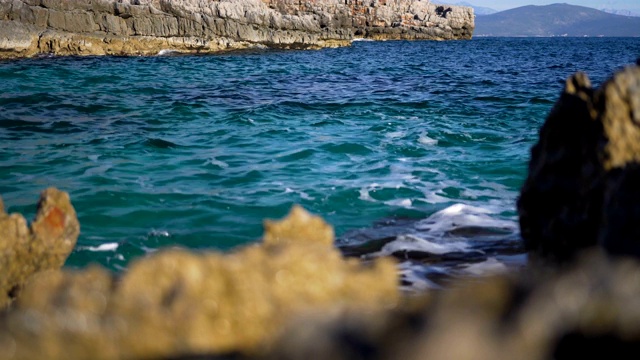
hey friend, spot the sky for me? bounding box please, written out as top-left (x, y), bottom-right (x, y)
top-left (465, 0), bottom-right (640, 11)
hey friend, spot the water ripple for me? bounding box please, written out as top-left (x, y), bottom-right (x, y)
top-left (0, 38), bottom-right (638, 272)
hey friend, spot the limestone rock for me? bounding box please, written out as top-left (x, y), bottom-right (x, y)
top-left (518, 63), bottom-right (640, 262)
top-left (0, 0), bottom-right (474, 58)
top-left (0, 188), bottom-right (79, 308)
top-left (0, 206), bottom-right (398, 359)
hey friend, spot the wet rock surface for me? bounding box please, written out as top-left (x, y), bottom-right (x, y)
top-left (518, 63), bottom-right (640, 262)
top-left (0, 0), bottom-right (474, 59)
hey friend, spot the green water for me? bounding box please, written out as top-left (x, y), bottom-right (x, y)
top-left (1, 38), bottom-right (638, 275)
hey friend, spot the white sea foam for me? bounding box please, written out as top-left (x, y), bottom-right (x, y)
top-left (423, 191), bottom-right (451, 204)
top-left (384, 198), bottom-right (413, 208)
top-left (376, 234), bottom-right (470, 257)
top-left (299, 191), bottom-right (315, 201)
top-left (284, 187), bottom-right (315, 200)
top-left (385, 131), bottom-right (406, 139)
top-left (358, 187), bottom-right (375, 202)
top-left (83, 165), bottom-right (112, 176)
top-left (418, 132), bottom-right (438, 146)
top-left (415, 203), bottom-right (517, 234)
top-left (84, 243), bottom-right (119, 252)
top-left (149, 229), bottom-right (170, 237)
top-left (373, 203), bottom-right (517, 258)
top-left (207, 157), bottom-right (229, 169)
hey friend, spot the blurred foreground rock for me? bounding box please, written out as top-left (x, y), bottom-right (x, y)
top-left (0, 205), bottom-right (398, 359)
top-left (0, 188), bottom-right (79, 308)
top-left (261, 251), bottom-right (640, 360)
top-left (518, 62), bottom-right (640, 262)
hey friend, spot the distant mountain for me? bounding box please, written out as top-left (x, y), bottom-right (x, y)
top-left (455, 2), bottom-right (497, 16)
top-left (475, 3), bottom-right (640, 37)
top-left (600, 8), bottom-right (640, 17)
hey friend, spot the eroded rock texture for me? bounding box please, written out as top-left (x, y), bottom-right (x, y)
top-left (518, 63), bottom-right (640, 262)
top-left (0, 205), bottom-right (398, 359)
top-left (0, 188), bottom-right (79, 308)
top-left (0, 0), bottom-right (474, 58)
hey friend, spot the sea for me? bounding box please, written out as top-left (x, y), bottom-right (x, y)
top-left (1, 37), bottom-right (639, 289)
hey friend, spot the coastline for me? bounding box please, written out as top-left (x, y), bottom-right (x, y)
top-left (0, 0), bottom-right (474, 59)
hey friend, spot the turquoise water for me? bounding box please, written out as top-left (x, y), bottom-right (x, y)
top-left (1, 38), bottom-right (639, 282)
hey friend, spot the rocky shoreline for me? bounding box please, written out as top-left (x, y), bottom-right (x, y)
top-left (1, 61), bottom-right (640, 358)
top-left (0, 0), bottom-right (474, 59)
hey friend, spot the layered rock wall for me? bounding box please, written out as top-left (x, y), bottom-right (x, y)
top-left (0, 0), bottom-right (474, 58)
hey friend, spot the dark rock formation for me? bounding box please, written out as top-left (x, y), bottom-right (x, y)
top-left (518, 63), bottom-right (640, 262)
top-left (0, 188), bottom-right (79, 308)
top-left (0, 0), bottom-right (474, 59)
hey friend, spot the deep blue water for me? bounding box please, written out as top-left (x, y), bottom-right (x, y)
top-left (1, 37), bottom-right (639, 285)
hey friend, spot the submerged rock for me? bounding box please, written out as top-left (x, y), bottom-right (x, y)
top-left (518, 62), bottom-right (640, 262)
top-left (0, 0), bottom-right (474, 59)
top-left (0, 205), bottom-right (398, 359)
top-left (0, 188), bottom-right (79, 308)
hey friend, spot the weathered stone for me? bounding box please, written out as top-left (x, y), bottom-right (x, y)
top-left (0, 205), bottom-right (398, 359)
top-left (0, 188), bottom-right (79, 308)
top-left (518, 63), bottom-right (640, 262)
top-left (0, 0), bottom-right (474, 59)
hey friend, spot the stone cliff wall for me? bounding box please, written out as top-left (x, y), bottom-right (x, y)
top-left (0, 0), bottom-right (474, 58)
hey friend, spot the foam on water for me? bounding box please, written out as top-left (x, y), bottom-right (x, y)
top-left (81, 243), bottom-right (119, 252)
top-left (414, 203), bottom-right (517, 234)
top-left (377, 234), bottom-right (470, 256)
top-left (417, 132), bottom-right (438, 146)
top-left (1, 37), bottom-right (637, 274)
top-left (341, 202), bottom-right (523, 289)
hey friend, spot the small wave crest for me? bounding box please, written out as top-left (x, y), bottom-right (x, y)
top-left (340, 203), bottom-right (523, 291)
top-left (418, 132), bottom-right (438, 146)
top-left (376, 234), bottom-right (470, 257)
top-left (414, 203), bottom-right (517, 235)
top-left (80, 242), bottom-right (119, 252)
